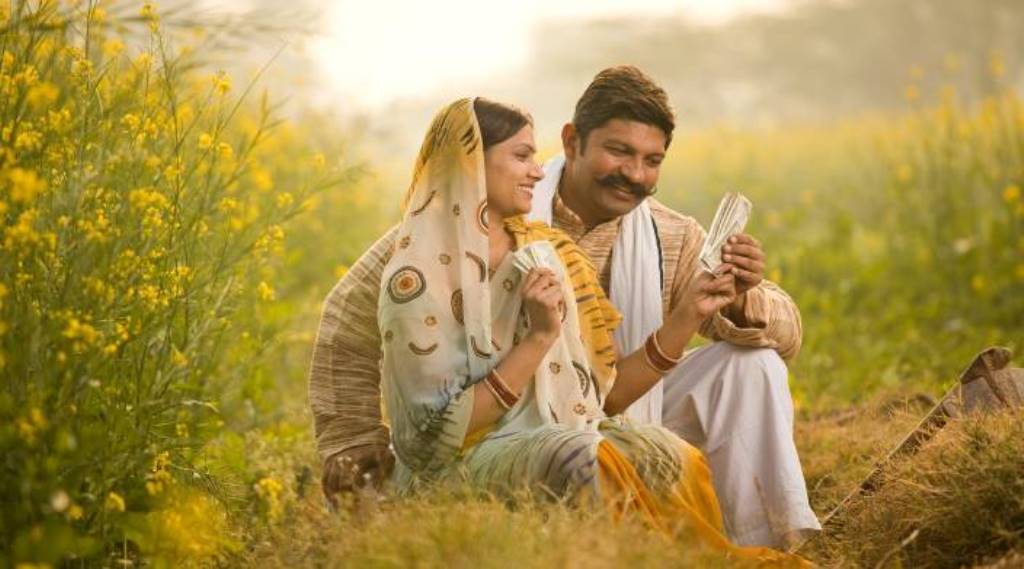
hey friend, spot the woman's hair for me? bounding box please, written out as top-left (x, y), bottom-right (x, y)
top-left (474, 98), bottom-right (533, 150)
top-left (572, 65), bottom-right (675, 150)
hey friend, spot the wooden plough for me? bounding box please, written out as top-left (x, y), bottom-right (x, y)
top-left (796, 346), bottom-right (1024, 551)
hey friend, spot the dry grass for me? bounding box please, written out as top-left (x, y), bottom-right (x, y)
top-left (236, 487), bottom-right (742, 568)
top-left (229, 394), bottom-right (1024, 568)
top-left (805, 406), bottom-right (1024, 568)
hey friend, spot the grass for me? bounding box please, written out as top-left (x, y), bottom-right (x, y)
top-left (224, 392), bottom-right (1024, 568)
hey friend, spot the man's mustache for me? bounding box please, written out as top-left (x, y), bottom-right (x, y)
top-left (596, 174), bottom-right (653, 197)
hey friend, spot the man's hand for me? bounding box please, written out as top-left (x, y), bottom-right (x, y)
top-left (322, 445), bottom-right (395, 509)
top-left (673, 268), bottom-right (738, 326)
top-left (721, 233), bottom-right (764, 295)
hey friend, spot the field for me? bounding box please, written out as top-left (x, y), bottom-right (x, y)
top-left (1, 3), bottom-right (1021, 567)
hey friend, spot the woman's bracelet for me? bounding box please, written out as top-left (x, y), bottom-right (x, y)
top-left (642, 331), bottom-right (681, 375)
top-left (649, 329), bottom-right (683, 365)
top-left (484, 368), bottom-right (519, 409)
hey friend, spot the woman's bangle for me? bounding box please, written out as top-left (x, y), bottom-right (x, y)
top-left (483, 377), bottom-right (511, 410)
top-left (649, 329), bottom-right (683, 365)
top-left (642, 332), bottom-right (679, 375)
top-left (485, 368), bottom-right (519, 409)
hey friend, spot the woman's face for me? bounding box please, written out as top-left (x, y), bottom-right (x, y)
top-left (484, 124), bottom-right (544, 219)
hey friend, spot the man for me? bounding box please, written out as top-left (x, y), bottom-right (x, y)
top-left (309, 65), bottom-right (820, 548)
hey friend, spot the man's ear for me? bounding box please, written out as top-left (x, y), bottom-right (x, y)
top-left (561, 123), bottom-right (578, 161)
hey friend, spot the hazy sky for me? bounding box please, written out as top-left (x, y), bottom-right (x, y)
top-left (308, 0), bottom-right (786, 109)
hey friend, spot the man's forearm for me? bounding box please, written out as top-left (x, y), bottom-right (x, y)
top-left (700, 282), bottom-right (803, 361)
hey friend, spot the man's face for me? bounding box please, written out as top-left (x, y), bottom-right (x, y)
top-left (563, 118), bottom-right (667, 221)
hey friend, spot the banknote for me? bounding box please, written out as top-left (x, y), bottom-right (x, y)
top-left (699, 192), bottom-right (752, 274)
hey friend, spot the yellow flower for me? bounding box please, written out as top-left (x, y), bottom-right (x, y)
top-left (4, 209), bottom-right (42, 250)
top-left (105, 491), bottom-right (126, 513)
top-left (163, 163), bottom-right (181, 181)
top-left (256, 281), bottom-right (275, 302)
top-left (1003, 184), bottom-right (1020, 204)
top-left (140, 2), bottom-right (159, 31)
top-left (67, 504), bottom-right (83, 521)
top-left (102, 38), bottom-right (124, 58)
top-left (137, 284), bottom-right (168, 310)
top-left (255, 477), bottom-right (284, 522)
top-left (6, 168), bottom-right (46, 203)
top-left (250, 166), bottom-right (273, 191)
top-left (216, 142), bottom-right (233, 159)
top-left (146, 451), bottom-right (173, 495)
top-left (14, 129), bottom-right (42, 151)
top-left (88, 6), bottom-right (107, 24)
top-left (63, 317), bottom-right (101, 350)
top-left (275, 192), bottom-right (294, 209)
top-left (198, 132), bottom-right (214, 150)
top-left (26, 82), bottom-right (59, 110)
top-left (217, 197), bottom-right (239, 214)
top-left (334, 264), bottom-right (349, 279)
top-left (129, 187), bottom-right (169, 210)
top-left (171, 348), bottom-right (188, 367)
top-left (120, 113), bottom-right (140, 131)
top-left (212, 71), bottom-right (231, 96)
top-left (971, 274), bottom-right (987, 293)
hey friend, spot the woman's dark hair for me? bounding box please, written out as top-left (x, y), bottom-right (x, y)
top-left (474, 98), bottom-right (533, 150)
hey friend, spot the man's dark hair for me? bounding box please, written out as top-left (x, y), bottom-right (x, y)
top-left (572, 65), bottom-right (675, 150)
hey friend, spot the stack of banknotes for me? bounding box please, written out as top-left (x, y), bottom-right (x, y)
top-left (698, 192), bottom-right (752, 274)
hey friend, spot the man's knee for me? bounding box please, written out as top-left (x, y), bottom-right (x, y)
top-left (702, 342), bottom-right (789, 393)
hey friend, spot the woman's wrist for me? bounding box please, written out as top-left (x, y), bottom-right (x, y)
top-left (524, 329), bottom-right (559, 349)
top-left (666, 303), bottom-right (702, 335)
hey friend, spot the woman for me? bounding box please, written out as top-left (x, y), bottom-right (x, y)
top-left (379, 98), bottom-right (804, 565)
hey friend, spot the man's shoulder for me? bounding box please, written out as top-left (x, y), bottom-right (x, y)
top-left (647, 198), bottom-right (703, 238)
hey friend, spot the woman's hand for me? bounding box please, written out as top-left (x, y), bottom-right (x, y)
top-left (521, 267), bottom-right (563, 344)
